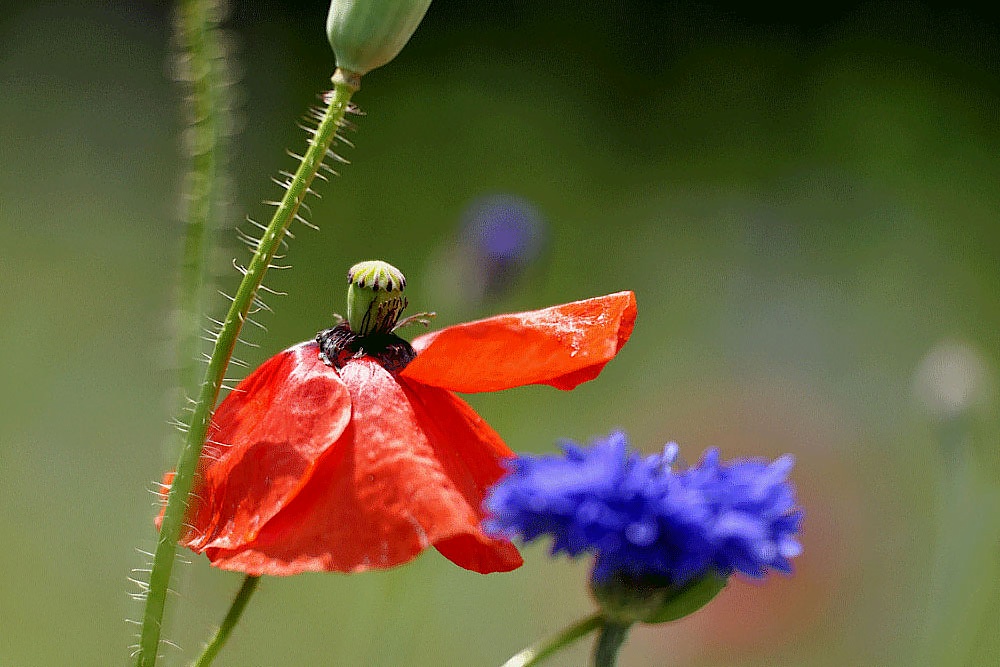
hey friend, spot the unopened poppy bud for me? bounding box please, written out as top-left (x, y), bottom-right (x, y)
top-left (590, 571), bottom-right (727, 625)
top-left (326, 0), bottom-right (432, 85)
top-left (346, 260), bottom-right (408, 336)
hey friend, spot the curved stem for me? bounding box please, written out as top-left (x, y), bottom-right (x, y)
top-left (191, 575), bottom-right (261, 667)
top-left (135, 76), bottom-right (357, 667)
top-left (592, 621), bottom-right (631, 667)
top-left (501, 613), bottom-right (603, 667)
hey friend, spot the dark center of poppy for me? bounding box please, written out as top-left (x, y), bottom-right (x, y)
top-left (316, 323), bottom-right (416, 372)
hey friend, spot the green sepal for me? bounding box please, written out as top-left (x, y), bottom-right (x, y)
top-left (326, 0), bottom-right (433, 78)
top-left (591, 571), bottom-right (728, 625)
top-left (642, 571), bottom-right (728, 624)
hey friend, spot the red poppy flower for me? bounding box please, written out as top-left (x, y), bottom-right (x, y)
top-left (163, 289), bottom-right (636, 575)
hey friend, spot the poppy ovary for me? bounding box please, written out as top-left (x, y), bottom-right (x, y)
top-left (346, 260), bottom-right (408, 336)
top-left (317, 260), bottom-right (416, 372)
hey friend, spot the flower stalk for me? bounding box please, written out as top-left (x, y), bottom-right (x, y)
top-left (191, 575), bottom-right (261, 667)
top-left (500, 613), bottom-right (603, 667)
top-left (134, 76), bottom-right (357, 667)
top-left (592, 621), bottom-right (631, 667)
top-left (174, 0), bottom-right (229, 399)
top-left (921, 415), bottom-right (998, 665)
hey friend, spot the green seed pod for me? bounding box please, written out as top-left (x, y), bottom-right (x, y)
top-left (326, 0), bottom-right (432, 80)
top-left (346, 260), bottom-right (408, 336)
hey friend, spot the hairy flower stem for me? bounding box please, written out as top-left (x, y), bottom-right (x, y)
top-left (135, 78), bottom-right (357, 667)
top-left (592, 621), bottom-right (631, 667)
top-left (500, 613), bottom-right (603, 667)
top-left (175, 0), bottom-right (226, 399)
top-left (191, 575), bottom-right (261, 667)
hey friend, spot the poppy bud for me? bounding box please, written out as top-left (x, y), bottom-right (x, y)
top-left (346, 260), bottom-right (408, 336)
top-left (326, 0), bottom-right (432, 84)
top-left (590, 570), bottom-right (727, 625)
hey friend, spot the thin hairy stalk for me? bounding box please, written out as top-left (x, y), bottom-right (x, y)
top-left (175, 0), bottom-right (229, 397)
top-left (135, 77), bottom-right (357, 667)
top-left (592, 621), bottom-right (631, 667)
top-left (191, 575), bottom-right (261, 667)
top-left (500, 613), bottom-right (603, 667)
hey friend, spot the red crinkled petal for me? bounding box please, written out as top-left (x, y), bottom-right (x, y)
top-left (400, 291), bottom-right (637, 393)
top-left (397, 377), bottom-right (523, 573)
top-left (204, 358), bottom-right (522, 575)
top-left (177, 342), bottom-right (352, 551)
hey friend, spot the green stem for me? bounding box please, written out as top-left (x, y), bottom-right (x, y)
top-left (176, 0), bottom-right (226, 398)
top-left (920, 415), bottom-right (1000, 666)
top-left (501, 613), bottom-right (603, 667)
top-left (191, 575), bottom-right (261, 667)
top-left (592, 621), bottom-right (631, 667)
top-left (135, 75), bottom-right (358, 667)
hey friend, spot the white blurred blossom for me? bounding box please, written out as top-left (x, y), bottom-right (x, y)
top-left (913, 341), bottom-right (993, 419)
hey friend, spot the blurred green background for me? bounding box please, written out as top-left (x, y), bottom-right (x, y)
top-left (2, 1), bottom-right (1000, 665)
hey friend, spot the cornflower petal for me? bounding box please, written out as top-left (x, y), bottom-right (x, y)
top-left (485, 432), bottom-right (802, 584)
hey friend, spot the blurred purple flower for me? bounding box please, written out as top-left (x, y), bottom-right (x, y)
top-left (484, 431), bottom-right (802, 583)
top-left (459, 194), bottom-right (546, 299)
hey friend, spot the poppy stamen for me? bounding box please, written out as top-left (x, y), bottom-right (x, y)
top-left (317, 323), bottom-right (416, 372)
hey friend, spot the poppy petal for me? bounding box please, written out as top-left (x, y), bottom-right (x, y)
top-left (400, 291), bottom-right (636, 393)
top-left (204, 359), bottom-right (520, 574)
top-left (180, 342), bottom-right (352, 551)
top-left (398, 378), bottom-right (523, 573)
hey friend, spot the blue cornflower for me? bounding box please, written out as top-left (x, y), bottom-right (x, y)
top-left (484, 431), bottom-right (802, 585)
top-left (687, 448), bottom-right (803, 579)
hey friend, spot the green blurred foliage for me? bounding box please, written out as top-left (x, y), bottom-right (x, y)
top-left (1, 1), bottom-right (999, 665)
